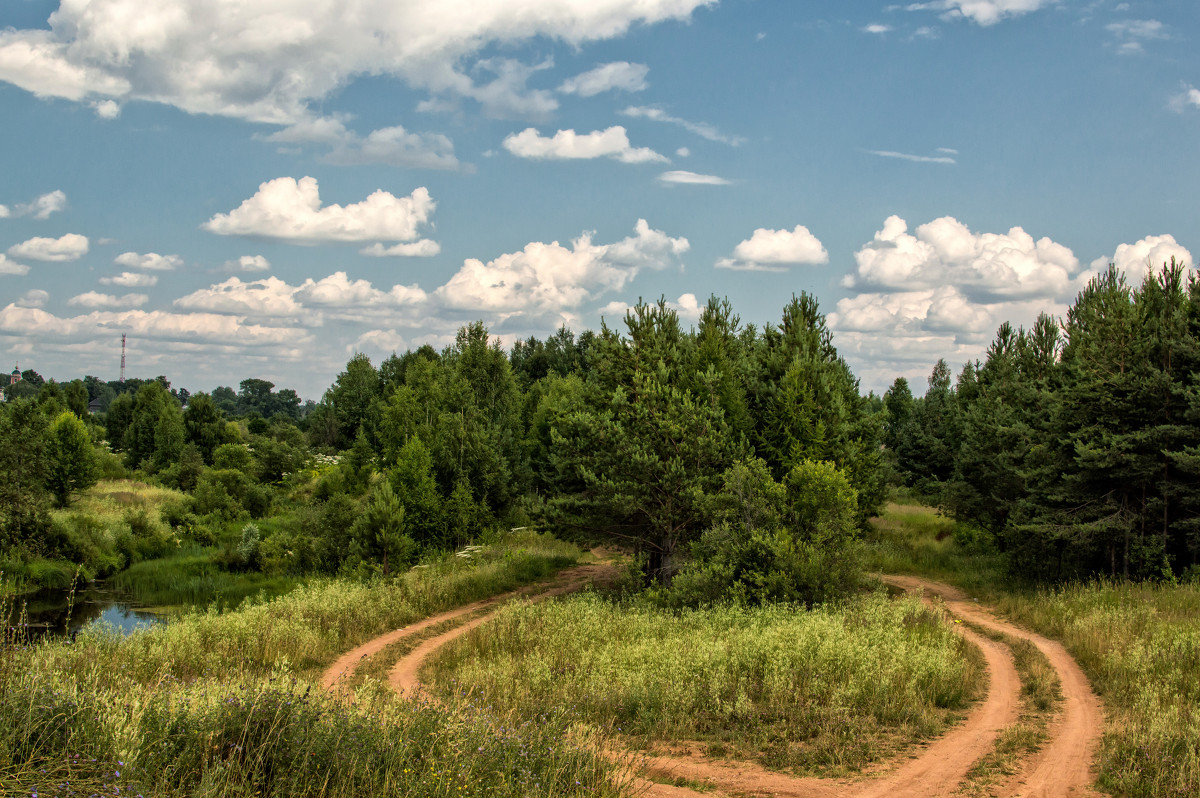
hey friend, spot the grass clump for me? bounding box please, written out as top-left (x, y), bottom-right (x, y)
top-left (0, 666), bottom-right (621, 798)
top-left (16, 530), bottom-right (580, 686)
top-left (425, 590), bottom-right (981, 776)
top-left (0, 532), bottom-right (607, 797)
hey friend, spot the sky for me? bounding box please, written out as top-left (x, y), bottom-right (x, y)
top-left (0, 0), bottom-right (1196, 399)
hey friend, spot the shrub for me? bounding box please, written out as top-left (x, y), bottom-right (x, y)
top-left (660, 458), bottom-right (862, 607)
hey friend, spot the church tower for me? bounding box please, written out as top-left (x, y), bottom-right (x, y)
top-left (9, 364), bottom-right (20, 385)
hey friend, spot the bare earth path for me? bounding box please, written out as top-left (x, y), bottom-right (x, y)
top-left (320, 561), bottom-right (613, 694)
top-left (322, 569), bottom-right (1104, 798)
top-left (883, 576), bottom-right (1104, 798)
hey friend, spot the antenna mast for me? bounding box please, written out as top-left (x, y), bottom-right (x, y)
top-left (120, 334), bottom-right (126, 383)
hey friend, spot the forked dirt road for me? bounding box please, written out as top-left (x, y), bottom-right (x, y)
top-left (321, 569), bottom-right (1104, 798)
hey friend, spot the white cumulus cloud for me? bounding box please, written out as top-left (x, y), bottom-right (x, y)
top-left (437, 219), bottom-right (688, 322)
top-left (115, 251), bottom-right (183, 271)
top-left (15, 289), bottom-right (48, 308)
top-left (0, 254), bottom-right (30, 276)
top-left (101, 271), bottom-right (158, 288)
top-left (175, 272), bottom-right (430, 323)
top-left (1079, 234), bottom-right (1193, 288)
top-left (68, 291), bottom-right (148, 309)
top-left (1, 190), bottom-right (68, 220)
top-left (175, 276), bottom-right (304, 318)
top-left (359, 240), bottom-right (441, 257)
top-left (503, 126), bottom-right (667, 164)
top-left (657, 170), bottom-right (730, 185)
top-left (223, 255), bottom-right (271, 272)
top-left (0, 1), bottom-right (714, 126)
top-left (716, 225), bottom-right (829, 271)
top-left (8, 233), bottom-right (89, 262)
top-left (1169, 84), bottom-right (1200, 113)
top-left (905, 1), bottom-right (1054, 26)
top-left (844, 215), bottom-right (1079, 302)
top-left (0, 304), bottom-right (308, 349)
top-left (203, 177), bottom-right (437, 244)
top-left (559, 62), bottom-right (649, 96)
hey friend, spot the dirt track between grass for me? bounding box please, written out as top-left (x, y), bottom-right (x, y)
top-left (322, 569), bottom-right (1104, 798)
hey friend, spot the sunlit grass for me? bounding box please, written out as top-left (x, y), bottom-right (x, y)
top-left (861, 501), bottom-right (1006, 595)
top-left (995, 581), bottom-right (1200, 797)
top-left (865, 498), bottom-right (1200, 797)
top-left (425, 590), bottom-right (982, 776)
top-left (0, 532), bottom-right (607, 797)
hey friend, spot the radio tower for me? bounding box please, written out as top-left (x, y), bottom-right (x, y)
top-left (120, 334), bottom-right (126, 383)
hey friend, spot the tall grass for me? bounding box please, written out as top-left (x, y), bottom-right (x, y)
top-left (425, 590), bottom-right (981, 775)
top-left (865, 498), bottom-right (1200, 797)
top-left (10, 531), bottom-right (580, 686)
top-left (109, 547), bottom-right (302, 608)
top-left (861, 501), bottom-right (1006, 593)
top-left (994, 582), bottom-right (1200, 797)
top-left (0, 665), bottom-right (621, 798)
top-left (0, 532), bottom-right (610, 797)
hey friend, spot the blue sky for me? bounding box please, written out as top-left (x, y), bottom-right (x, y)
top-left (0, 0), bottom-right (1196, 397)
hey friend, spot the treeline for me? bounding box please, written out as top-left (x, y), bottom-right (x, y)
top-left (887, 260), bottom-right (1200, 581)
top-left (307, 295), bottom-right (886, 598)
top-left (1, 294), bottom-right (885, 605)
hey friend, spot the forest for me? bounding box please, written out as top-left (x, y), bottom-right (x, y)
top-left (885, 259), bottom-right (1200, 582)
top-left (4, 262), bottom-right (1199, 598)
top-left (0, 293), bottom-right (887, 606)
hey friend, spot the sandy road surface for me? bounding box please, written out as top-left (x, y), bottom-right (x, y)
top-left (323, 570), bottom-right (1103, 797)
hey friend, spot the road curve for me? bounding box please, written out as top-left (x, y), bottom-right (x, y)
top-left (323, 571), bottom-right (1103, 798)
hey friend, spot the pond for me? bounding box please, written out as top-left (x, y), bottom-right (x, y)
top-left (4, 584), bottom-right (167, 639)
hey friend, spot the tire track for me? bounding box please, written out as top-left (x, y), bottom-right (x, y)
top-left (324, 571), bottom-right (1103, 798)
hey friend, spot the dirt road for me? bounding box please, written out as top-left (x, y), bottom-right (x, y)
top-left (323, 570), bottom-right (1104, 797)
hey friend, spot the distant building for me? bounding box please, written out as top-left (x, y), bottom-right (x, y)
top-left (9, 364), bottom-right (20, 385)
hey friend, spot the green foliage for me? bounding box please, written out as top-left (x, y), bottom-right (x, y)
top-left (389, 436), bottom-right (445, 547)
top-left (182, 391), bottom-right (233, 463)
top-left (0, 400), bottom-right (51, 553)
top-left (237, 522), bottom-right (261, 569)
top-left (353, 480), bottom-right (414, 575)
top-left (46, 411), bottom-right (98, 507)
top-left (212, 442), bottom-right (252, 471)
top-left (662, 458), bottom-right (861, 607)
top-left (550, 300), bottom-right (743, 582)
top-left (122, 381), bottom-right (185, 472)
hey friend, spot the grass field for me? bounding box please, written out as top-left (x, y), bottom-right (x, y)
top-left (0, 532), bottom-right (616, 798)
top-left (862, 499), bottom-right (1200, 798)
top-left (425, 589), bottom-right (982, 776)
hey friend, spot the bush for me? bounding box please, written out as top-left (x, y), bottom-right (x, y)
top-left (212, 443), bottom-right (253, 471)
top-left (236, 523), bottom-right (261, 570)
top-left (659, 458), bottom-right (862, 607)
top-left (49, 514), bottom-right (124, 576)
